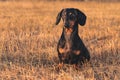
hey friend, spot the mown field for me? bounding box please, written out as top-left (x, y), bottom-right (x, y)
top-left (0, 1), bottom-right (120, 80)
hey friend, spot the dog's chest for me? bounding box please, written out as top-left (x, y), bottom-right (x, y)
top-left (58, 41), bottom-right (80, 55)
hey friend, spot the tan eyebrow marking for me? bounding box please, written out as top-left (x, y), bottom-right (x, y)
top-left (69, 12), bottom-right (72, 15)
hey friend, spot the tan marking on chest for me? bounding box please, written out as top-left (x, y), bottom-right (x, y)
top-left (65, 27), bottom-right (73, 35)
top-left (73, 50), bottom-right (80, 55)
top-left (59, 48), bottom-right (65, 54)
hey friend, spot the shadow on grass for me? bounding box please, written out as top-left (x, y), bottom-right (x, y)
top-left (0, 52), bottom-right (59, 68)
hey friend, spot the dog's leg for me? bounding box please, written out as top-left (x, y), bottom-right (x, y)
top-left (56, 62), bottom-right (63, 71)
top-left (73, 64), bottom-right (79, 70)
top-left (58, 62), bottom-right (63, 69)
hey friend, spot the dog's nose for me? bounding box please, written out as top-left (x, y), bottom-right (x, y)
top-left (64, 23), bottom-right (69, 28)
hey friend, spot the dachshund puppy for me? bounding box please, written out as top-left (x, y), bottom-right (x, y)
top-left (56, 8), bottom-right (90, 68)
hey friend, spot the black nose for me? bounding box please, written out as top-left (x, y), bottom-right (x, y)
top-left (64, 23), bottom-right (69, 28)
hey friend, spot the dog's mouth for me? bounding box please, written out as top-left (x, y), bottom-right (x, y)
top-left (64, 26), bottom-right (73, 29)
top-left (63, 26), bottom-right (73, 29)
top-left (64, 23), bottom-right (73, 29)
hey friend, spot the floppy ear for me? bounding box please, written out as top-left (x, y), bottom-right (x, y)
top-left (76, 9), bottom-right (87, 26)
top-left (55, 9), bottom-right (64, 25)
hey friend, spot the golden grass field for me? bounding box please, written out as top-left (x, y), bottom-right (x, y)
top-left (0, 1), bottom-right (120, 80)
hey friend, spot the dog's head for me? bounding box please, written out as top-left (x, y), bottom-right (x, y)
top-left (55, 8), bottom-right (87, 28)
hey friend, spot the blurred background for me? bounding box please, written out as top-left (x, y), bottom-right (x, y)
top-left (0, 0), bottom-right (120, 2)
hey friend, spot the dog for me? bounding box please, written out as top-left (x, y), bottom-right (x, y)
top-left (55, 8), bottom-right (90, 68)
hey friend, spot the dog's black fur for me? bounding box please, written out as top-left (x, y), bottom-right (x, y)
top-left (55, 8), bottom-right (90, 66)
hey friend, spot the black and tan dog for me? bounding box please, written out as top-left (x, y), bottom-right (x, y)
top-left (55, 8), bottom-right (90, 68)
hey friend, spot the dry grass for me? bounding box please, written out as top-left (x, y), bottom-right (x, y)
top-left (0, 1), bottom-right (120, 80)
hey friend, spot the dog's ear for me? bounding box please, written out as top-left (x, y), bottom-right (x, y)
top-left (76, 9), bottom-right (87, 26)
top-left (55, 9), bottom-right (64, 25)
